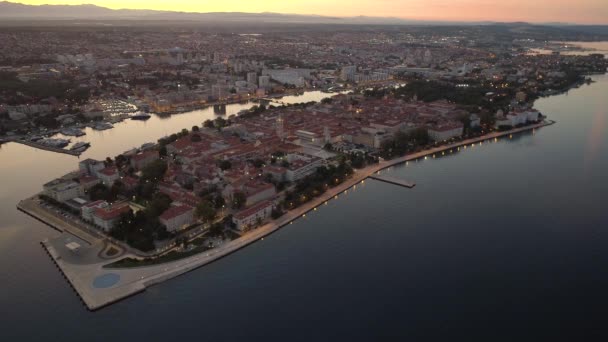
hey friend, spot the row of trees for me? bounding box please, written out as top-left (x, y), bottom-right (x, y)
top-left (158, 128), bottom-right (191, 156)
top-left (203, 117), bottom-right (230, 130)
top-left (379, 128), bottom-right (430, 159)
top-left (364, 79), bottom-right (514, 113)
top-left (0, 71), bottom-right (90, 105)
top-left (281, 161), bottom-right (353, 211)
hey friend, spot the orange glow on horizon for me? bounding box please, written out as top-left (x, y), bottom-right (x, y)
top-left (10, 0), bottom-right (608, 24)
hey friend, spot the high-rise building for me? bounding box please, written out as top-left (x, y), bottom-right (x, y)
top-left (340, 66), bottom-right (357, 81)
top-left (423, 49), bottom-right (432, 65)
top-left (259, 75), bottom-right (270, 89)
top-left (247, 72), bottom-right (258, 86)
top-left (323, 126), bottom-right (331, 143)
top-left (212, 84), bottom-right (224, 99)
top-left (276, 114), bottom-right (285, 139)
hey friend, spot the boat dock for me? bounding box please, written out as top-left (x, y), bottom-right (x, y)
top-left (368, 174), bottom-right (416, 188)
top-left (12, 139), bottom-right (82, 156)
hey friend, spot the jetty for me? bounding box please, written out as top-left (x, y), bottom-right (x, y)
top-left (8, 139), bottom-right (82, 156)
top-left (368, 175), bottom-right (416, 188)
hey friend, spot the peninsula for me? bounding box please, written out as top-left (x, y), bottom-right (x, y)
top-left (19, 86), bottom-right (554, 310)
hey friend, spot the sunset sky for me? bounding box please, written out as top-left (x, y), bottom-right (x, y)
top-left (11, 0), bottom-right (608, 24)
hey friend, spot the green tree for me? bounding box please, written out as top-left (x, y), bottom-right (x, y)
top-left (147, 193), bottom-right (173, 217)
top-left (232, 191), bottom-right (246, 209)
top-left (203, 119), bottom-right (214, 128)
top-left (159, 145), bottom-right (167, 157)
top-left (89, 183), bottom-right (113, 202)
top-left (212, 194), bottom-right (226, 209)
top-left (141, 160), bottom-right (167, 183)
top-left (250, 158), bottom-right (265, 168)
top-left (190, 133), bottom-right (202, 142)
top-left (271, 207), bottom-right (284, 219)
top-left (195, 201), bottom-right (216, 223)
top-left (214, 117), bottom-right (227, 129)
top-left (209, 222), bottom-right (224, 237)
top-left (219, 160), bottom-right (232, 171)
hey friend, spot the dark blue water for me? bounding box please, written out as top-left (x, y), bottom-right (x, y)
top-left (1, 74), bottom-right (607, 340)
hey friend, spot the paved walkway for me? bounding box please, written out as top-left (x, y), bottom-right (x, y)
top-left (18, 197), bottom-right (101, 245)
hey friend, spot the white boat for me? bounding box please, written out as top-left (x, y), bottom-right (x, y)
top-left (40, 138), bottom-right (70, 148)
top-left (92, 122), bottom-right (114, 131)
top-left (60, 127), bottom-right (86, 137)
top-left (70, 142), bottom-right (91, 152)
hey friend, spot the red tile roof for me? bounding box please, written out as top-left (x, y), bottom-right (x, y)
top-left (234, 200), bottom-right (273, 220)
top-left (83, 200), bottom-right (106, 208)
top-left (160, 205), bottom-right (193, 221)
top-left (94, 204), bottom-right (130, 221)
top-left (99, 167), bottom-right (118, 176)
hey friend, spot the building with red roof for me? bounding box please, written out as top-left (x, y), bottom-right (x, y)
top-left (428, 122), bottom-right (464, 142)
top-left (159, 205), bottom-right (194, 232)
top-left (233, 200), bottom-right (274, 231)
top-left (97, 167), bottom-right (120, 186)
top-left (92, 203), bottom-right (131, 232)
top-left (130, 150), bottom-right (159, 170)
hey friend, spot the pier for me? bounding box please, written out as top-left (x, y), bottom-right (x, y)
top-left (368, 175), bottom-right (416, 188)
top-left (9, 139), bottom-right (82, 156)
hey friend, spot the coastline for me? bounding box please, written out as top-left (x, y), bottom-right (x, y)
top-left (22, 119), bottom-right (554, 311)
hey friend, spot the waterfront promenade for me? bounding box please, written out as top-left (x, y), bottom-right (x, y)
top-left (18, 197), bottom-right (101, 244)
top-left (29, 120), bottom-right (553, 311)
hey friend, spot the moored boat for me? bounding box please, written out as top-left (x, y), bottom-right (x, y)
top-left (130, 113), bottom-right (151, 121)
top-left (70, 141), bottom-right (91, 152)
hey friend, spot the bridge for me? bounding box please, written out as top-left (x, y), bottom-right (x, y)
top-left (368, 174), bottom-right (416, 188)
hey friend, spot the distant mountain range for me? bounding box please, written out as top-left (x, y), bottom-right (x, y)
top-left (0, 1), bottom-right (606, 29)
top-left (0, 1), bottom-right (508, 25)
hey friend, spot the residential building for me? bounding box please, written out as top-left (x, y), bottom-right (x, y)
top-left (233, 200), bottom-right (273, 231)
top-left (130, 150), bottom-right (160, 170)
top-left (79, 158), bottom-right (105, 175)
top-left (81, 200), bottom-right (109, 222)
top-left (92, 203), bottom-right (131, 232)
top-left (97, 167), bottom-right (120, 186)
top-left (43, 179), bottom-right (84, 202)
top-left (428, 123), bottom-right (464, 142)
top-left (285, 153), bottom-right (324, 182)
top-left (159, 205), bottom-right (194, 232)
top-left (258, 75), bottom-right (270, 89)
